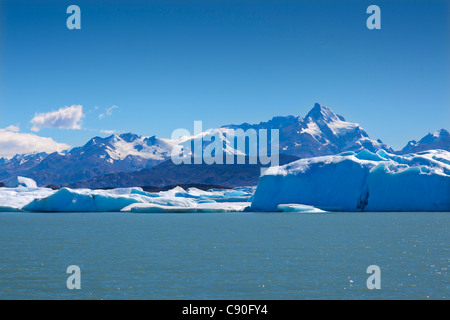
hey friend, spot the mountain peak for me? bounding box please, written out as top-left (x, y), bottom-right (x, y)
top-left (106, 133), bottom-right (120, 141)
top-left (400, 128), bottom-right (450, 154)
top-left (305, 103), bottom-right (345, 123)
top-left (434, 129), bottom-right (449, 138)
top-left (144, 135), bottom-right (159, 145)
top-left (222, 115), bottom-right (299, 130)
top-left (419, 129), bottom-right (450, 145)
top-left (118, 133), bottom-right (141, 143)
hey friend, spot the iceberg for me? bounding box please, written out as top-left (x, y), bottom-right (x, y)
top-left (251, 149), bottom-right (450, 212)
top-left (0, 185), bottom-right (252, 213)
top-left (122, 203), bottom-right (199, 213)
top-left (3, 148), bottom-right (447, 213)
top-left (276, 204), bottom-right (326, 213)
top-left (122, 202), bottom-right (249, 213)
top-left (23, 188), bottom-right (144, 212)
top-left (4, 176), bottom-right (37, 188)
top-left (0, 187), bottom-right (54, 211)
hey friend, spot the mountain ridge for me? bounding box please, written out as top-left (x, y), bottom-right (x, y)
top-left (399, 129), bottom-right (450, 154)
top-left (2, 103), bottom-right (447, 187)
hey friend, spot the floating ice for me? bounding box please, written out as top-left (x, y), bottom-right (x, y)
top-left (122, 202), bottom-right (249, 213)
top-left (276, 204), bottom-right (326, 213)
top-left (3, 149), bottom-right (447, 213)
top-left (122, 203), bottom-right (199, 213)
top-left (0, 185), bottom-right (252, 213)
top-left (4, 176), bottom-right (37, 188)
top-left (251, 149), bottom-right (450, 212)
top-left (0, 187), bottom-right (54, 211)
top-left (23, 188), bottom-right (143, 212)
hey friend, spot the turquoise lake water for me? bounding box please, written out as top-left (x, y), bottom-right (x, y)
top-left (0, 211), bottom-right (448, 299)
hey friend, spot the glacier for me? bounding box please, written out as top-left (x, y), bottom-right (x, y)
top-left (251, 149), bottom-right (450, 212)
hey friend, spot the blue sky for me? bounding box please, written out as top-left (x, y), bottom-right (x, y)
top-left (0, 0), bottom-right (449, 154)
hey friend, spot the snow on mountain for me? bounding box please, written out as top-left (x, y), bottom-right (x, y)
top-left (251, 149), bottom-right (450, 212)
top-left (223, 103), bottom-right (393, 158)
top-left (0, 133), bottom-right (177, 186)
top-left (177, 128), bottom-right (247, 158)
top-left (91, 133), bottom-right (176, 161)
top-left (0, 152), bottom-right (49, 182)
top-left (223, 115), bottom-right (300, 131)
top-left (400, 129), bottom-right (450, 154)
top-left (0, 103), bottom-right (395, 186)
top-left (179, 103), bottom-right (391, 160)
top-left (45, 133), bottom-right (176, 184)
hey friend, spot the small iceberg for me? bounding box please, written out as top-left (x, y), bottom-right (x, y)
top-left (4, 176), bottom-right (37, 188)
top-left (276, 204), bottom-right (326, 213)
top-left (121, 202), bottom-right (249, 213)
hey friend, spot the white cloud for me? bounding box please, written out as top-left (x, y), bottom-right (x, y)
top-left (100, 129), bottom-right (117, 135)
top-left (99, 105), bottom-right (119, 119)
top-left (30, 105), bottom-right (84, 132)
top-left (0, 127), bottom-right (70, 159)
top-left (4, 125), bottom-right (20, 132)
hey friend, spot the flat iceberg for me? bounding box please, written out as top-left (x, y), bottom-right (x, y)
top-left (276, 204), bottom-right (326, 213)
top-left (122, 203), bottom-right (199, 213)
top-left (251, 149), bottom-right (450, 212)
top-left (121, 202), bottom-right (249, 213)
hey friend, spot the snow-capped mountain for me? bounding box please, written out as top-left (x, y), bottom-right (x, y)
top-left (74, 133), bottom-right (176, 163)
top-left (0, 103), bottom-right (394, 186)
top-left (176, 103), bottom-right (392, 160)
top-left (222, 103), bottom-right (393, 158)
top-left (0, 133), bottom-right (176, 186)
top-left (0, 152), bottom-right (49, 182)
top-left (400, 129), bottom-right (450, 154)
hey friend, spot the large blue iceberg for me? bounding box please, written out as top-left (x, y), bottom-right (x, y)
top-left (251, 149), bottom-right (450, 212)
